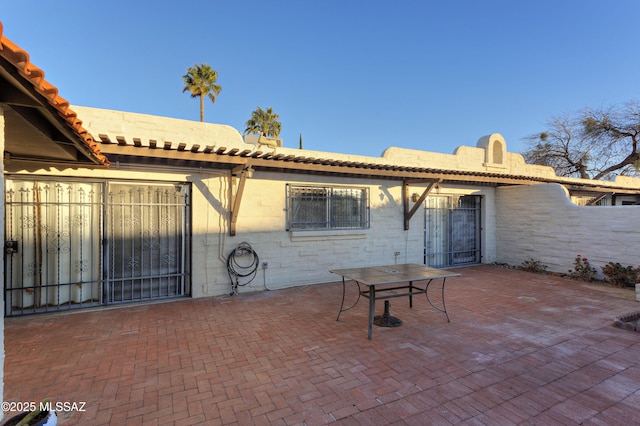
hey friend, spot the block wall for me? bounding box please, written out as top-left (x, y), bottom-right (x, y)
top-left (5, 162), bottom-right (497, 300)
top-left (496, 183), bottom-right (640, 276)
top-left (189, 172), bottom-right (498, 297)
top-left (190, 172), bottom-right (428, 297)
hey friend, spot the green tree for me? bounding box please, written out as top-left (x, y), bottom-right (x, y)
top-left (523, 101), bottom-right (640, 180)
top-left (244, 106), bottom-right (281, 137)
top-left (182, 64), bottom-right (221, 122)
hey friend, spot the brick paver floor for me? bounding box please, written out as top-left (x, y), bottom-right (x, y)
top-left (3, 265), bottom-right (640, 425)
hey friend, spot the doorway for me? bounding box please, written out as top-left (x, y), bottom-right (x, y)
top-left (425, 195), bottom-right (481, 267)
top-left (5, 178), bottom-right (190, 316)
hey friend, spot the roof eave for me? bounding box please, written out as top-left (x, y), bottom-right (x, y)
top-left (0, 22), bottom-right (110, 167)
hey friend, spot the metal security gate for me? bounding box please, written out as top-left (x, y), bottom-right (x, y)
top-left (425, 195), bottom-right (481, 267)
top-left (105, 183), bottom-right (189, 304)
top-left (5, 179), bottom-right (190, 316)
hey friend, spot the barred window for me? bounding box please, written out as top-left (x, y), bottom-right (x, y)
top-left (286, 185), bottom-right (370, 230)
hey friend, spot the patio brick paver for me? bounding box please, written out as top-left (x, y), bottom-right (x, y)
top-left (3, 265), bottom-right (640, 425)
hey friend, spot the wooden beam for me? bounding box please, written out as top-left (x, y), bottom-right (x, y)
top-left (564, 184), bottom-right (640, 195)
top-left (0, 76), bottom-right (41, 107)
top-left (586, 193), bottom-right (611, 206)
top-left (403, 180), bottom-right (440, 230)
top-left (403, 181), bottom-right (409, 231)
top-left (94, 144), bottom-right (640, 195)
top-left (229, 166), bottom-right (250, 236)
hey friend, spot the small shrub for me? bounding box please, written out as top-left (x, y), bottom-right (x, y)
top-left (520, 258), bottom-right (548, 274)
top-left (601, 262), bottom-right (640, 288)
top-left (569, 254), bottom-right (597, 282)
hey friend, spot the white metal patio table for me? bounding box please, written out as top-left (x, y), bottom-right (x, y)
top-left (330, 263), bottom-right (461, 340)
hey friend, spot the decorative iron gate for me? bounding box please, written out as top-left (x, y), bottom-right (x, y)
top-left (425, 195), bottom-right (481, 267)
top-left (5, 179), bottom-right (190, 316)
top-left (105, 183), bottom-right (189, 304)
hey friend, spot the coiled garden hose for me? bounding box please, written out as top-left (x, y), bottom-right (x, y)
top-left (227, 242), bottom-right (260, 295)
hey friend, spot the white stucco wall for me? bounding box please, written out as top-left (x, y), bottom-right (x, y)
top-left (9, 107), bottom-right (640, 300)
top-left (496, 183), bottom-right (640, 277)
top-left (189, 171), bottom-right (498, 296)
top-left (74, 106), bottom-right (245, 149)
top-left (382, 133), bottom-right (558, 179)
top-left (72, 107), bottom-right (640, 195)
top-left (191, 172), bottom-right (431, 296)
top-left (5, 161), bottom-right (494, 298)
top-left (61, 107), bottom-right (513, 296)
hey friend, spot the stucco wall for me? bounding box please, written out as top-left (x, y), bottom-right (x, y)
top-left (194, 173), bottom-right (501, 296)
top-left (73, 107), bottom-right (640, 195)
top-left (14, 106), bottom-right (640, 300)
top-left (382, 133), bottom-right (558, 179)
top-left (191, 172), bottom-right (430, 296)
top-left (190, 171), bottom-right (499, 297)
top-left (496, 183), bottom-right (640, 277)
top-left (0, 165), bottom-right (441, 297)
top-left (5, 162), bottom-right (494, 299)
top-left (74, 106), bottom-right (245, 149)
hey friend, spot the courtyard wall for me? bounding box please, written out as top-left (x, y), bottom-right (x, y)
top-left (496, 183), bottom-right (640, 277)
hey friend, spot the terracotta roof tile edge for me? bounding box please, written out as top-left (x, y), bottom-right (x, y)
top-left (0, 22), bottom-right (110, 166)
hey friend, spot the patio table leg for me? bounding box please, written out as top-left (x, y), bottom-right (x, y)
top-left (337, 277), bottom-right (347, 321)
top-left (368, 286), bottom-right (375, 340)
top-left (425, 278), bottom-right (450, 323)
top-left (409, 280), bottom-right (413, 308)
top-left (336, 278), bottom-right (362, 321)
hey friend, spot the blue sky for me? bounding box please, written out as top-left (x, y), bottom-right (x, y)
top-left (3, 1), bottom-right (639, 157)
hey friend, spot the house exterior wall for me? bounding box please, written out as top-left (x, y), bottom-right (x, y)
top-left (214, 173), bottom-right (422, 295)
top-left (382, 134), bottom-right (557, 179)
top-left (60, 107), bottom-right (513, 296)
top-left (5, 163), bottom-right (495, 299)
top-left (496, 183), bottom-right (640, 276)
top-left (180, 169), bottom-right (498, 297)
top-left (8, 106), bottom-right (640, 302)
top-left (200, 174), bottom-right (497, 296)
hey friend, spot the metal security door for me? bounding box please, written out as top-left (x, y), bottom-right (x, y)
top-left (105, 183), bottom-right (189, 303)
top-left (5, 179), bottom-right (103, 316)
top-left (425, 195), bottom-right (481, 267)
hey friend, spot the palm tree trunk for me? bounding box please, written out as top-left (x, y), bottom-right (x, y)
top-left (199, 95), bottom-right (205, 122)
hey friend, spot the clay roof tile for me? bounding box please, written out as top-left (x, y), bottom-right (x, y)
top-left (0, 22), bottom-right (110, 166)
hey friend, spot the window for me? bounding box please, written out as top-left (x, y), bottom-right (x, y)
top-left (286, 184), bottom-right (370, 230)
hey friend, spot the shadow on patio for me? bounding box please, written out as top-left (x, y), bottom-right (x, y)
top-left (4, 265), bottom-right (640, 425)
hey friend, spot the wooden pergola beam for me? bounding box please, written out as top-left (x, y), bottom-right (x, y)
top-left (229, 165), bottom-right (250, 236)
top-left (403, 180), bottom-right (441, 230)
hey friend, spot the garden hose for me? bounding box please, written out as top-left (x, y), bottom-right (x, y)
top-left (227, 242), bottom-right (260, 295)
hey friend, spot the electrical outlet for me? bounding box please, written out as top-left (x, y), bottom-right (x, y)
top-left (262, 262), bottom-right (268, 269)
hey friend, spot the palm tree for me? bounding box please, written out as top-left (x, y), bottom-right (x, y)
top-left (244, 106), bottom-right (281, 137)
top-left (182, 64), bottom-right (221, 122)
